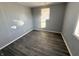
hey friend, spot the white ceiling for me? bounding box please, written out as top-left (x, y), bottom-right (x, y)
top-left (18, 2), bottom-right (62, 8)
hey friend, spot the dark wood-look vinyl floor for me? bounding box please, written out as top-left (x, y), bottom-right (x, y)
top-left (0, 30), bottom-right (70, 56)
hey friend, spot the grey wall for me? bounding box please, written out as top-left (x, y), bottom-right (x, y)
top-left (62, 2), bottom-right (79, 55)
top-left (0, 3), bottom-right (33, 49)
top-left (32, 3), bottom-right (66, 32)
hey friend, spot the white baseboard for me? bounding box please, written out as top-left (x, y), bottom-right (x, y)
top-left (0, 28), bottom-right (33, 50)
top-left (34, 29), bottom-right (61, 34)
top-left (61, 33), bottom-right (72, 56)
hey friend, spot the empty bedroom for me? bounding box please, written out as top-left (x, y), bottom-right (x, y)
top-left (0, 2), bottom-right (79, 56)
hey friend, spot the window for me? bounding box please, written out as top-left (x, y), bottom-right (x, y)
top-left (41, 8), bottom-right (50, 28)
top-left (74, 19), bottom-right (79, 39)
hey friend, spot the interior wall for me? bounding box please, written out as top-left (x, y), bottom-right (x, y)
top-left (0, 3), bottom-right (33, 49)
top-left (62, 2), bottom-right (79, 55)
top-left (32, 3), bottom-right (66, 32)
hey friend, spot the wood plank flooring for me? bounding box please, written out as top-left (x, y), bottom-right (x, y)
top-left (0, 30), bottom-right (70, 56)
